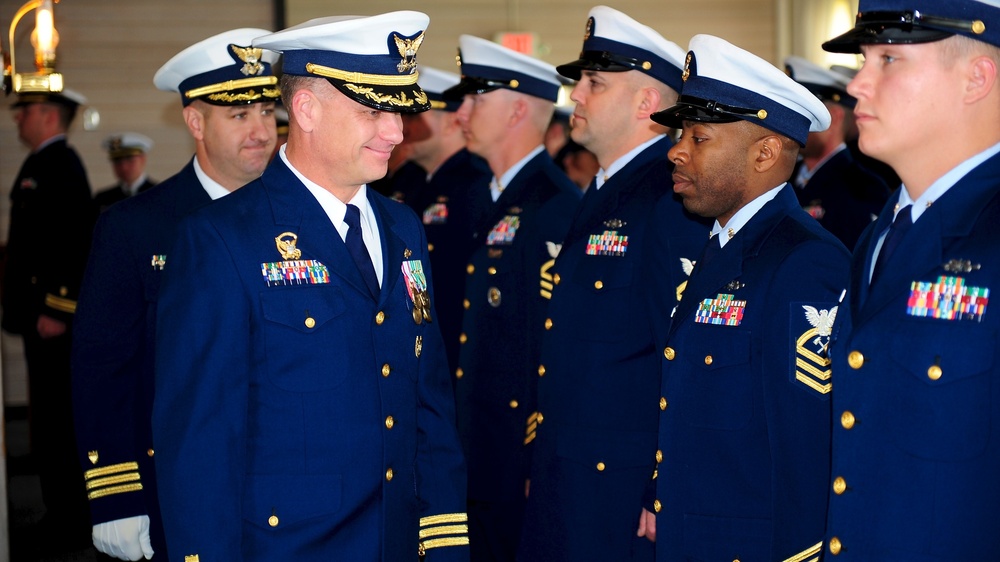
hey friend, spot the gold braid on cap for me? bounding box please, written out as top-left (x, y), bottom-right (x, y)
top-left (306, 63), bottom-right (420, 87)
top-left (184, 76), bottom-right (279, 100)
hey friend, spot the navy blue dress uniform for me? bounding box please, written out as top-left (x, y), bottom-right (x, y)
top-left (784, 56), bottom-right (890, 251)
top-left (152, 13), bottom-right (469, 561)
top-left (821, 2), bottom-right (1000, 559)
top-left (3, 87), bottom-right (97, 545)
top-left (646, 35), bottom-right (850, 562)
top-left (93, 132), bottom-right (158, 211)
top-left (443, 34), bottom-right (581, 562)
top-left (518, 8), bottom-right (708, 562)
top-left (72, 28), bottom-right (280, 561)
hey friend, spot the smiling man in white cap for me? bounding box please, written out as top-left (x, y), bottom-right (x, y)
top-left (94, 132), bottom-right (158, 211)
top-left (442, 33), bottom-right (580, 562)
top-left (636, 35), bottom-right (850, 562)
top-left (4, 85), bottom-right (97, 558)
top-left (784, 56), bottom-right (889, 250)
top-left (71, 28), bottom-right (278, 561)
top-left (150, 12), bottom-right (469, 562)
top-left (519, 7), bottom-right (709, 562)
top-left (821, 1), bottom-right (1000, 559)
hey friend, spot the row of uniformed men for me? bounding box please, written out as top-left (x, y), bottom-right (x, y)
top-left (40, 1), bottom-right (1000, 561)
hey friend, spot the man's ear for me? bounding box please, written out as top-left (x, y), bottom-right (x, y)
top-left (636, 86), bottom-right (663, 120)
top-left (182, 105), bottom-right (205, 141)
top-left (966, 54), bottom-right (998, 105)
top-left (291, 87), bottom-right (319, 133)
top-left (754, 135), bottom-right (785, 173)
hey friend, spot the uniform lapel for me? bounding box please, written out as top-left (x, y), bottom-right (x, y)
top-left (370, 193), bottom-right (404, 306)
top-left (261, 160), bottom-right (371, 298)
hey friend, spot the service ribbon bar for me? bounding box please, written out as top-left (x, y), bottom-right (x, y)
top-left (907, 275), bottom-right (989, 322)
top-left (261, 260), bottom-right (330, 287)
top-left (586, 230), bottom-right (629, 256)
top-left (695, 293), bottom-right (746, 326)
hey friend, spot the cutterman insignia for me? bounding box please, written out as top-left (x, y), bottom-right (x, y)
top-left (603, 218), bottom-right (626, 229)
top-left (275, 232), bottom-right (302, 260)
top-left (943, 258), bottom-right (982, 274)
top-left (724, 279), bottom-right (745, 291)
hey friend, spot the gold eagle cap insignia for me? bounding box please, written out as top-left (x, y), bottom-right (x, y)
top-left (232, 44), bottom-right (265, 76)
top-left (395, 32), bottom-right (424, 74)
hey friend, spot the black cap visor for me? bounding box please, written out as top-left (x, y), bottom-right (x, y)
top-left (556, 51), bottom-right (643, 80)
top-left (441, 76), bottom-right (508, 101)
top-left (822, 11), bottom-right (970, 53)
top-left (651, 96), bottom-right (754, 128)
top-left (326, 78), bottom-right (429, 114)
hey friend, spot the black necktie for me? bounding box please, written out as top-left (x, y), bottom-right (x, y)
top-left (871, 204), bottom-right (913, 286)
top-left (695, 234), bottom-right (722, 273)
top-left (344, 204), bottom-right (380, 298)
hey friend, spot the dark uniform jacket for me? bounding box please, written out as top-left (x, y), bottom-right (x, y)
top-left (794, 147), bottom-right (889, 251)
top-left (2, 138), bottom-right (95, 333)
top-left (519, 137), bottom-right (707, 562)
top-left (72, 160), bottom-right (210, 560)
top-left (93, 178), bottom-right (158, 212)
top-left (454, 151), bottom-right (579, 507)
top-left (826, 151), bottom-right (1000, 560)
top-left (402, 149), bottom-right (491, 373)
top-left (152, 159), bottom-right (469, 562)
top-left (653, 186), bottom-right (849, 562)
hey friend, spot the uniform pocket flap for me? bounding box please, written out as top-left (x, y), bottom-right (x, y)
top-left (243, 473), bottom-right (342, 529)
top-left (261, 287), bottom-right (346, 333)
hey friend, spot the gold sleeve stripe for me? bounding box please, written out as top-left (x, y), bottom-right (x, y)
top-left (524, 432), bottom-right (536, 445)
top-left (420, 513), bottom-right (468, 527)
top-left (184, 556), bottom-right (200, 562)
top-left (782, 541), bottom-right (823, 562)
top-left (540, 289), bottom-right (552, 299)
top-left (44, 294), bottom-right (77, 314)
top-left (422, 537), bottom-right (470, 550)
top-left (86, 472), bottom-right (140, 490)
top-left (419, 524), bottom-right (468, 539)
top-left (85, 462), bottom-right (140, 479)
top-left (88, 483), bottom-right (143, 500)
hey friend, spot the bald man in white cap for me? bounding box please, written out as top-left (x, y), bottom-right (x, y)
top-left (638, 34), bottom-right (849, 562)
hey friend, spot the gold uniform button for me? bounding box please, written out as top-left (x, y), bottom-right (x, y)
top-left (467, 264), bottom-right (475, 275)
top-left (829, 537), bottom-right (842, 555)
top-left (386, 468), bottom-right (394, 481)
top-left (147, 449), bottom-right (155, 457)
top-left (704, 355), bottom-right (713, 365)
top-left (460, 333), bottom-right (468, 344)
top-left (544, 318), bottom-right (553, 330)
top-left (375, 311), bottom-right (386, 325)
top-left (833, 476), bottom-right (847, 495)
top-left (928, 365), bottom-right (943, 381)
top-left (488, 266), bottom-right (497, 275)
top-left (304, 317), bottom-right (316, 329)
top-left (594, 280), bottom-right (604, 290)
top-left (596, 462), bottom-right (606, 472)
top-left (659, 397), bottom-right (668, 411)
top-left (841, 411), bottom-right (856, 430)
top-left (655, 450), bottom-right (663, 463)
top-left (553, 273), bottom-right (561, 285)
top-left (848, 351), bottom-right (864, 369)
top-left (268, 515), bottom-right (279, 527)
top-left (428, 243), bottom-right (435, 252)
top-left (538, 365), bottom-right (546, 377)
top-left (456, 368), bottom-right (464, 379)
top-left (664, 347), bottom-right (675, 361)
top-left (652, 499), bottom-right (662, 513)
top-left (463, 299), bottom-right (471, 309)
top-left (60, 286), bottom-right (69, 297)
top-left (385, 416), bottom-right (395, 429)
top-left (381, 364), bottom-right (391, 377)
top-left (509, 400), bottom-right (519, 409)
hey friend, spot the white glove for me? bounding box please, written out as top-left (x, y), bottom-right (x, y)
top-left (93, 515), bottom-right (154, 561)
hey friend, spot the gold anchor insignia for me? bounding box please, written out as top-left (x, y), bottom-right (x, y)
top-left (232, 45), bottom-right (265, 76)
top-left (88, 450), bottom-right (98, 465)
top-left (394, 32), bottom-right (425, 74)
top-left (275, 232), bottom-right (302, 260)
